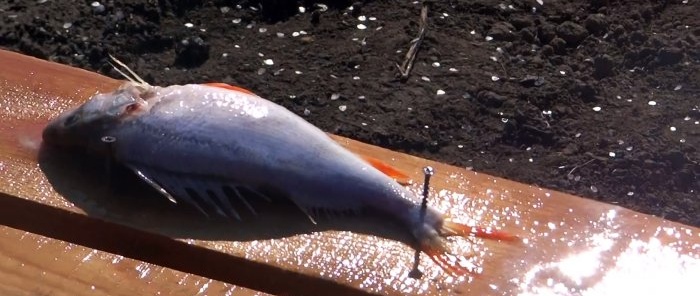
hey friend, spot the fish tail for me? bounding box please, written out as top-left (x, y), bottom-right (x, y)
top-left (415, 218), bottom-right (518, 276)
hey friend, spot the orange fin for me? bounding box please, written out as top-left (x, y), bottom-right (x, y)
top-left (203, 82), bottom-right (256, 95)
top-left (423, 243), bottom-right (479, 276)
top-left (361, 156), bottom-right (410, 185)
top-left (443, 220), bottom-right (519, 241)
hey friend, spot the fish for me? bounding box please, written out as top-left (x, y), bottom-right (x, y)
top-left (42, 57), bottom-right (516, 275)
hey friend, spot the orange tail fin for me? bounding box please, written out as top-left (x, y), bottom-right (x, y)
top-left (419, 220), bottom-right (518, 276)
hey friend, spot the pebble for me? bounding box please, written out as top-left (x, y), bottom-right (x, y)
top-left (556, 21), bottom-right (588, 46)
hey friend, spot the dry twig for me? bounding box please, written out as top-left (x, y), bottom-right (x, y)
top-left (396, 2), bottom-right (429, 81)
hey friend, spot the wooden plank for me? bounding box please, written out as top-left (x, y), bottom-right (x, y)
top-left (0, 225), bottom-right (266, 296)
top-left (0, 49), bottom-right (698, 295)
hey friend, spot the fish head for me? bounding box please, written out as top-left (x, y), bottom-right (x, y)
top-left (42, 82), bottom-right (154, 151)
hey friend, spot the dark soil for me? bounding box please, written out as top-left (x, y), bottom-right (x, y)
top-left (1, 0), bottom-right (698, 226)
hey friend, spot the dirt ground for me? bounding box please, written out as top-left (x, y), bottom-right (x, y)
top-left (1, 0), bottom-right (698, 227)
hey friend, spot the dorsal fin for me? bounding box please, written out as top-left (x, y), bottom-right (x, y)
top-left (361, 155), bottom-right (410, 185)
top-left (202, 82), bottom-right (256, 95)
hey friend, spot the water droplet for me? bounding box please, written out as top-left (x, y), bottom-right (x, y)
top-left (338, 105), bottom-right (347, 112)
top-left (592, 106), bottom-right (602, 112)
top-left (648, 100), bottom-right (657, 106)
top-left (357, 24), bottom-right (367, 30)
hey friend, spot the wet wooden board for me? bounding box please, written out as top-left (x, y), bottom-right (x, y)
top-left (0, 225), bottom-right (266, 296)
top-left (0, 49), bottom-right (698, 295)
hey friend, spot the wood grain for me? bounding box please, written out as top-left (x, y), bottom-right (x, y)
top-left (0, 225), bottom-right (266, 296)
top-left (1, 49), bottom-right (698, 295)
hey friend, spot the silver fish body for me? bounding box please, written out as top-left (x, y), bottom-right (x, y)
top-left (43, 82), bottom-right (514, 275)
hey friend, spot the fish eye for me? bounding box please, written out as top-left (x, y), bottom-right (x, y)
top-left (64, 114), bottom-right (79, 126)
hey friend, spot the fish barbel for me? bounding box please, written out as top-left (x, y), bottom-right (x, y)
top-left (42, 63), bottom-right (515, 275)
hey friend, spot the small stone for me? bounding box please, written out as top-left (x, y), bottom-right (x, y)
top-left (436, 89), bottom-right (445, 95)
top-left (593, 106), bottom-right (602, 112)
top-left (330, 93), bottom-right (340, 100)
top-left (477, 90), bottom-right (507, 108)
top-left (338, 105), bottom-right (347, 112)
top-left (556, 21), bottom-right (588, 47)
top-left (550, 37), bottom-right (567, 54)
top-left (91, 1), bottom-right (105, 13)
top-left (584, 14), bottom-right (608, 35)
top-left (657, 47), bottom-right (683, 65)
top-left (593, 54), bottom-right (615, 79)
top-left (487, 22), bottom-right (516, 41)
top-left (648, 100), bottom-right (657, 106)
top-left (263, 59), bottom-right (274, 65)
top-left (357, 24), bottom-right (367, 30)
top-left (184, 23), bottom-right (194, 28)
top-left (303, 108), bottom-right (311, 116)
top-left (520, 75), bottom-right (545, 87)
top-left (510, 16), bottom-right (534, 30)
